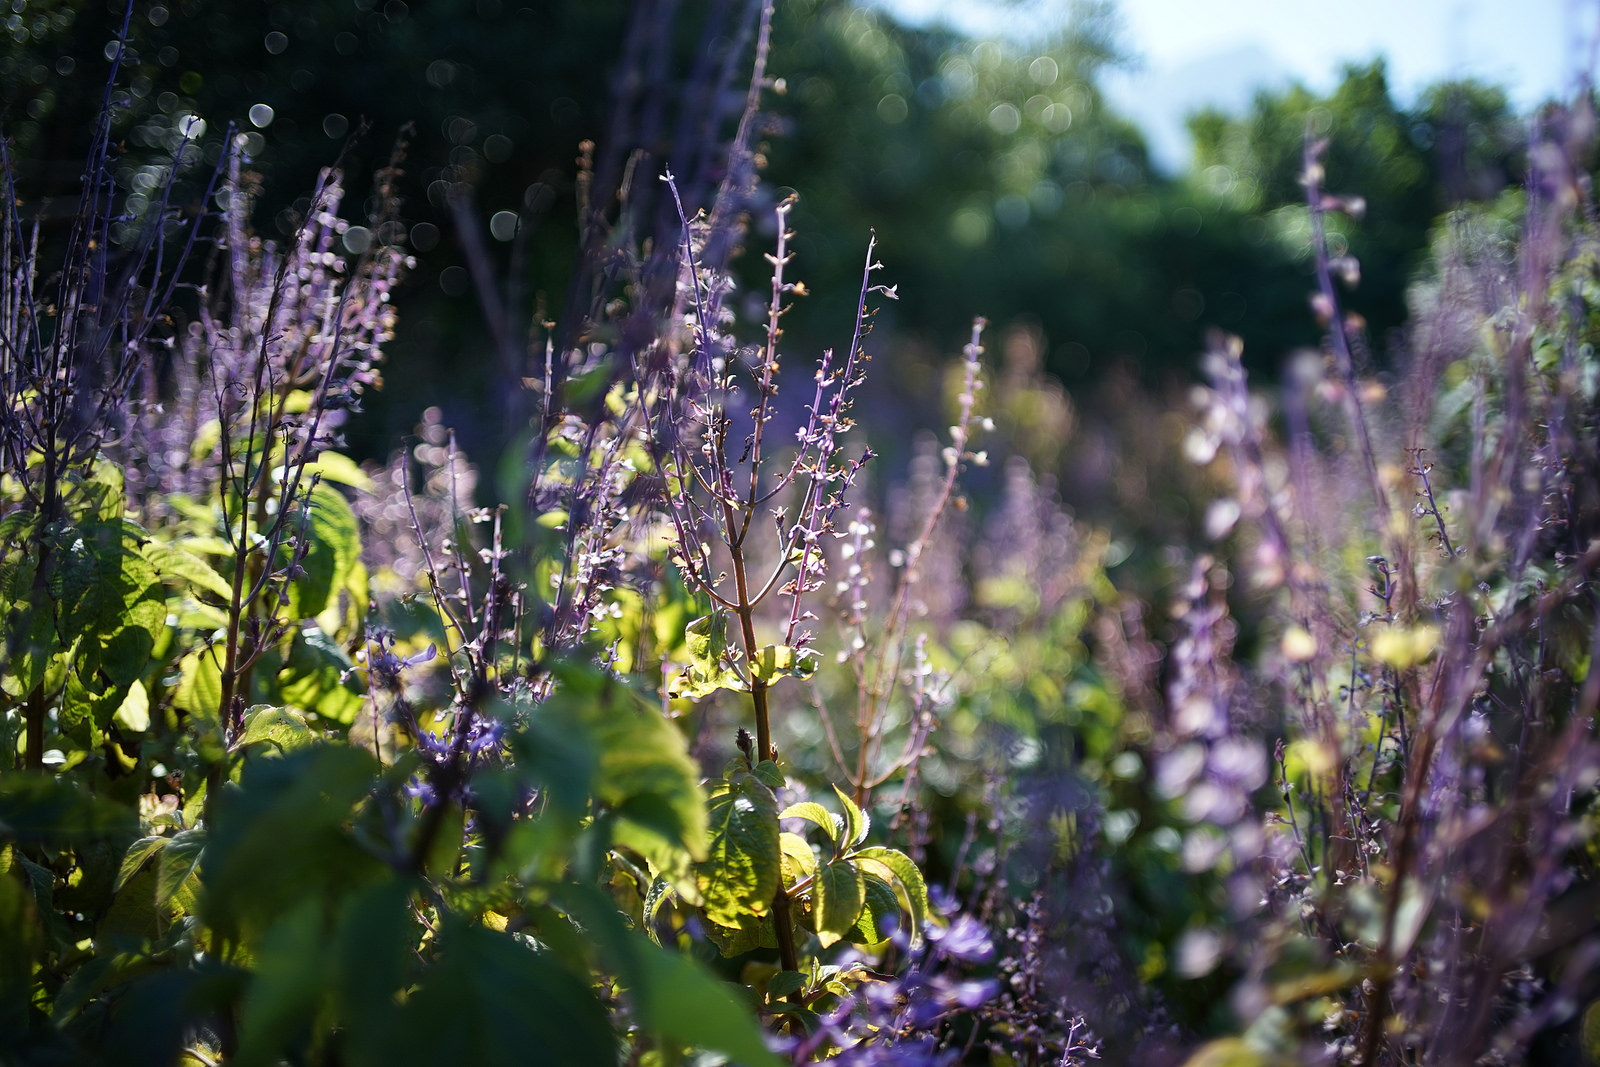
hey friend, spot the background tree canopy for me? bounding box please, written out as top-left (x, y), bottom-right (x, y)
top-left (0, 0), bottom-right (1534, 467)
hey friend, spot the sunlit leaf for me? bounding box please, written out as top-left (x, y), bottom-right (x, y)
top-left (277, 631), bottom-right (364, 724)
top-left (851, 845), bottom-right (928, 942)
top-left (156, 829), bottom-right (205, 907)
top-left (833, 784), bottom-right (869, 848)
top-left (234, 705), bottom-right (317, 754)
top-left (813, 857), bottom-right (865, 948)
top-left (847, 872), bottom-right (901, 947)
top-left (115, 835), bottom-right (169, 892)
top-left (671, 612), bottom-right (748, 698)
top-left (113, 679), bottom-right (151, 733)
top-left (285, 481), bottom-right (363, 621)
top-left (750, 643), bottom-right (817, 684)
top-left (521, 665), bottom-right (707, 903)
top-left (143, 540), bottom-right (234, 601)
top-left (697, 768), bottom-right (780, 927)
top-left (779, 831), bottom-right (818, 886)
top-left (779, 801), bottom-right (841, 844)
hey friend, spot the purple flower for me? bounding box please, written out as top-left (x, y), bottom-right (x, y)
top-left (927, 914), bottom-right (996, 965)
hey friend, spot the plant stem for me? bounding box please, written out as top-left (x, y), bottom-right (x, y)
top-left (725, 503), bottom-right (801, 972)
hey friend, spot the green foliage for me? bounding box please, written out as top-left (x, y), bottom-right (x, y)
top-left (672, 611), bottom-right (751, 698)
top-left (699, 761), bottom-right (783, 930)
top-left (1186, 61), bottom-right (1525, 366)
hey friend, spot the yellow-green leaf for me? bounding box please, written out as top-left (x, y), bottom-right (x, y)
top-left (671, 613), bottom-right (748, 698)
top-left (112, 679), bottom-right (151, 733)
top-left (833, 785), bottom-right (869, 848)
top-left (779, 832), bottom-right (817, 886)
top-left (750, 644), bottom-right (817, 684)
top-left (779, 801), bottom-right (841, 844)
top-left (697, 769), bottom-right (780, 927)
top-left (852, 845), bottom-right (928, 942)
top-left (814, 857), bottom-right (865, 949)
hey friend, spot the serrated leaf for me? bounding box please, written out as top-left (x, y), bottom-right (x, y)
top-left (671, 613), bottom-right (748, 698)
top-left (43, 519), bottom-right (163, 692)
top-left (115, 835), bottom-right (169, 892)
top-left (751, 759), bottom-right (785, 790)
top-left (235, 705), bottom-right (316, 754)
top-left (156, 830), bottom-right (205, 906)
top-left (852, 845), bottom-right (928, 942)
top-left (833, 784), bottom-right (869, 847)
top-left (814, 858), bottom-right (865, 948)
top-left (847, 872), bottom-right (901, 947)
top-left (697, 769), bottom-right (780, 927)
top-left (750, 643), bottom-right (817, 683)
top-left (779, 801), bottom-right (841, 843)
top-left (767, 970), bottom-right (807, 1002)
top-left (642, 876), bottom-right (674, 946)
top-left (704, 912), bottom-right (776, 957)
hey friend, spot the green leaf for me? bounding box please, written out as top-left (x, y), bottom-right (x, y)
top-left (833, 784), bottom-right (869, 848)
top-left (1180, 1038), bottom-right (1271, 1067)
top-left (703, 911), bottom-right (776, 957)
top-left (143, 540), bottom-right (234, 601)
top-left (779, 802), bottom-right (841, 844)
top-left (156, 829), bottom-right (205, 907)
top-left (527, 665), bottom-right (708, 902)
top-left (376, 919), bottom-right (614, 1066)
top-left (115, 835), bottom-right (169, 892)
top-left (112, 679), bottom-right (151, 733)
top-left (629, 939), bottom-right (783, 1066)
top-left (697, 768), bottom-right (781, 927)
top-left (333, 879), bottom-right (417, 1067)
top-left (301, 451), bottom-right (375, 491)
top-left (766, 970), bottom-right (807, 1002)
top-left (173, 649), bottom-right (224, 718)
top-left (750, 643), bottom-right (818, 683)
top-left (642, 876), bottom-right (674, 946)
top-left (0, 861), bottom-right (41, 1035)
top-left (235, 899), bottom-right (329, 1067)
top-left (847, 872), bottom-right (901, 947)
top-left (671, 613), bottom-right (748, 698)
top-left (0, 775), bottom-right (137, 844)
top-left (51, 519), bottom-right (163, 682)
top-left (285, 481), bottom-right (362, 621)
top-left (851, 846), bottom-right (928, 942)
top-left (556, 880), bottom-right (779, 1064)
top-left (234, 705), bottom-right (316, 754)
top-left (203, 745), bottom-right (383, 940)
top-left (779, 831), bottom-right (818, 886)
top-left (751, 759), bottom-right (785, 791)
top-left (277, 631), bottom-right (364, 724)
top-left (813, 857), bottom-right (865, 949)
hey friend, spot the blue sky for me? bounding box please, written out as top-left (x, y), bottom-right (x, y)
top-left (876, 0), bottom-right (1587, 170)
